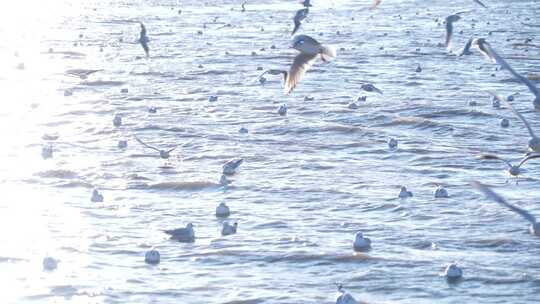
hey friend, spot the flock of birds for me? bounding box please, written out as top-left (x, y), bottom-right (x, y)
top-left (34, 0), bottom-right (540, 303)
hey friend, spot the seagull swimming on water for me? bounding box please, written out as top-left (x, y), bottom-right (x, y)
top-left (335, 284), bottom-right (359, 304)
top-left (163, 223), bottom-right (195, 242)
top-left (292, 8), bottom-right (309, 36)
top-left (473, 38), bottom-right (540, 111)
top-left (472, 181), bottom-right (540, 237)
top-left (135, 136), bottom-right (178, 159)
top-left (139, 22), bottom-right (150, 57)
top-left (281, 35), bottom-right (336, 94)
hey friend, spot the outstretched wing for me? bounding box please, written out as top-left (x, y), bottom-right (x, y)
top-left (135, 136), bottom-right (160, 152)
top-left (472, 0), bottom-right (487, 8)
top-left (285, 53), bottom-right (318, 94)
top-left (472, 181), bottom-right (537, 224)
top-left (502, 98), bottom-right (537, 139)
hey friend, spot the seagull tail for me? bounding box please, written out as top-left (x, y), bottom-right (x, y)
top-left (320, 45), bottom-right (337, 61)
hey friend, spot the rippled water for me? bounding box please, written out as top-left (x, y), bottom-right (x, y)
top-left (1, 0), bottom-right (540, 303)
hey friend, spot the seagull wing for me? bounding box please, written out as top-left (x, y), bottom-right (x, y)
top-left (372, 0), bottom-right (382, 9)
top-left (135, 136), bottom-right (160, 152)
top-left (472, 181), bottom-right (537, 224)
top-left (284, 53), bottom-right (318, 94)
top-left (472, 0), bottom-right (487, 8)
top-left (445, 19), bottom-right (455, 48)
top-left (479, 154), bottom-right (512, 168)
top-left (518, 153), bottom-right (540, 167)
top-left (481, 41), bottom-right (540, 99)
top-left (502, 98), bottom-right (537, 138)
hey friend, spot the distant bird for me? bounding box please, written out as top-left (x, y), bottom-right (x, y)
top-left (223, 158), bottom-right (243, 175)
top-left (42, 257), bottom-right (59, 271)
top-left (335, 284), bottom-right (359, 304)
top-left (91, 189), bottom-right (104, 202)
top-left (278, 103), bottom-right (288, 116)
top-left (215, 202), bottom-right (231, 217)
top-left (292, 8), bottom-right (309, 36)
top-left (388, 138), bottom-right (398, 149)
top-left (473, 38), bottom-right (540, 111)
top-left (221, 221), bottom-right (238, 236)
top-left (444, 263), bottom-right (463, 280)
top-left (144, 249), bottom-right (160, 264)
top-left (139, 22), bottom-right (150, 57)
top-left (300, 0), bottom-right (312, 7)
top-left (398, 186), bottom-right (413, 198)
top-left (472, 181), bottom-right (540, 237)
top-left (353, 232), bottom-right (371, 252)
top-left (445, 14), bottom-right (462, 50)
top-left (479, 153), bottom-right (540, 179)
top-left (41, 145), bottom-right (53, 159)
top-left (359, 83), bottom-right (383, 95)
top-left (282, 35), bottom-right (336, 94)
top-left (164, 223), bottom-right (195, 242)
top-left (371, 0), bottom-right (382, 9)
top-left (241, 0), bottom-right (247, 12)
top-left (434, 186), bottom-right (449, 198)
top-left (500, 97), bottom-right (540, 152)
top-left (459, 37), bottom-right (474, 56)
top-left (135, 136), bottom-right (177, 159)
top-left (113, 114), bottom-right (122, 127)
top-left (65, 68), bottom-right (102, 79)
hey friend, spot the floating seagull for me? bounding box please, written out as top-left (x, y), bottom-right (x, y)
top-left (278, 103), bottom-right (288, 116)
top-left (65, 68), bottom-right (102, 79)
top-left (335, 284), bottom-right (359, 304)
top-left (459, 37), bottom-right (474, 56)
top-left (444, 263), bottom-right (463, 280)
top-left (388, 138), bottom-right (398, 149)
top-left (479, 153), bottom-right (540, 180)
top-left (398, 186), bottom-right (413, 198)
top-left (359, 83), bottom-right (383, 95)
top-left (42, 257), bottom-right (59, 271)
top-left (41, 145), bottom-right (53, 159)
top-left (500, 97), bottom-right (540, 152)
top-left (164, 223), bottom-right (195, 242)
top-left (221, 221), bottom-right (238, 236)
top-left (223, 158), bottom-right (243, 175)
top-left (282, 35), bottom-right (336, 94)
top-left (216, 202), bottom-right (230, 217)
top-left (473, 38), bottom-right (540, 111)
top-left (434, 185), bottom-right (449, 198)
top-left (144, 249), bottom-right (160, 264)
top-left (135, 136), bottom-right (177, 159)
top-left (292, 8), bottom-right (309, 36)
top-left (91, 189), bottom-right (104, 202)
top-left (472, 181), bottom-right (540, 237)
top-left (113, 114), bottom-right (122, 127)
top-left (353, 232), bottom-right (371, 252)
top-left (139, 22), bottom-right (150, 57)
top-left (445, 13), bottom-right (462, 50)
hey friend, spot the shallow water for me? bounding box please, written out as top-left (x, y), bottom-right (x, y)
top-left (1, 0), bottom-right (540, 303)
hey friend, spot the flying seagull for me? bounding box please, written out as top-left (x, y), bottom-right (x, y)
top-left (479, 153), bottom-right (540, 180)
top-left (135, 136), bottom-right (177, 159)
top-left (473, 38), bottom-right (540, 111)
top-left (282, 35), bottom-right (336, 94)
top-left (472, 181), bottom-right (540, 237)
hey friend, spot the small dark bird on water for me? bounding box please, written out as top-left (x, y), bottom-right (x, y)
top-left (139, 22), bottom-right (150, 57)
